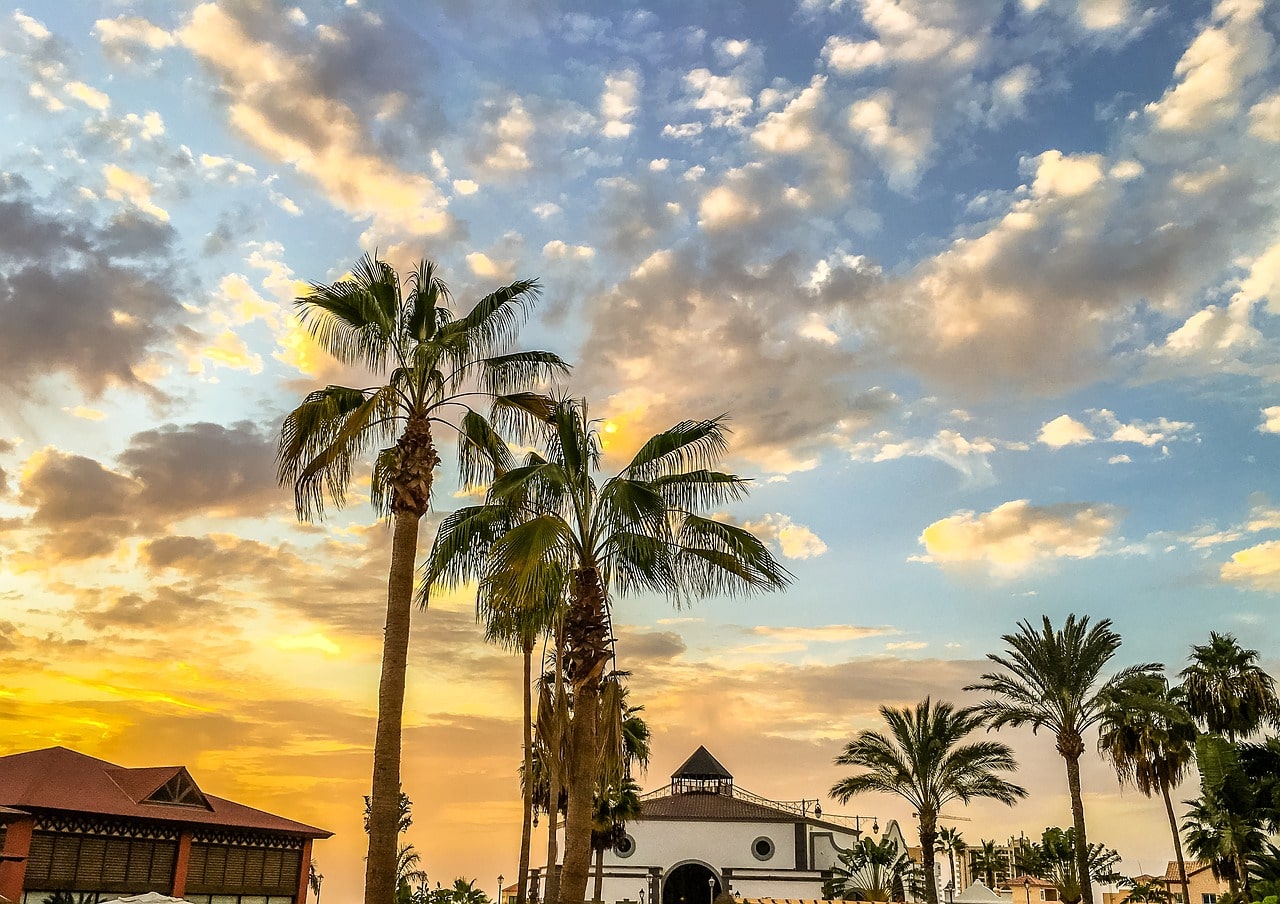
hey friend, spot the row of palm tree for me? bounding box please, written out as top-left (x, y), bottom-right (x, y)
top-left (277, 255), bottom-right (790, 904)
top-left (830, 616), bottom-right (1279, 904)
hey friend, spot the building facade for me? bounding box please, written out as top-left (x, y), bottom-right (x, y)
top-left (532, 746), bottom-right (905, 904)
top-left (0, 747), bottom-right (330, 904)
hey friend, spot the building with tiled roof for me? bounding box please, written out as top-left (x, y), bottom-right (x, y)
top-left (530, 745), bottom-right (910, 904)
top-left (0, 747), bottom-right (330, 904)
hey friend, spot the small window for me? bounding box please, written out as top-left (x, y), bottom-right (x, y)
top-left (1202, 895), bottom-right (1217, 904)
top-left (615, 834), bottom-right (636, 859)
top-left (1042, 891), bottom-right (1059, 902)
top-left (751, 836), bottom-right (775, 862)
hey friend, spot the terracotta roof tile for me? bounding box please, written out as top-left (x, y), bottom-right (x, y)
top-left (0, 747), bottom-right (330, 838)
top-left (641, 792), bottom-right (793, 822)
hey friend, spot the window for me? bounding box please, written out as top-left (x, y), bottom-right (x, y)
top-left (1041, 891), bottom-right (1059, 902)
top-left (1202, 895), bottom-right (1217, 904)
top-left (751, 837), bottom-right (775, 862)
top-left (614, 835), bottom-right (636, 859)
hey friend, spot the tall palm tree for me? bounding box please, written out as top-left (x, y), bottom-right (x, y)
top-left (432, 397), bottom-right (790, 904)
top-left (1179, 632), bottom-right (1280, 741)
top-left (1098, 676), bottom-right (1197, 904)
top-left (965, 615), bottom-right (1161, 904)
top-left (937, 827), bottom-right (966, 890)
top-left (278, 254), bottom-right (568, 904)
top-left (830, 698), bottom-right (1027, 904)
top-left (482, 595), bottom-right (561, 904)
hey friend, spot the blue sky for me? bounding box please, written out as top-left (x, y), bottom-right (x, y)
top-left (1, 0), bottom-right (1278, 898)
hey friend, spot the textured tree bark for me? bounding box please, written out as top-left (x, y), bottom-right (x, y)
top-left (919, 822), bottom-right (939, 904)
top-left (518, 639), bottom-right (535, 904)
top-left (593, 844), bottom-right (605, 904)
top-left (1160, 779), bottom-right (1190, 904)
top-left (364, 506), bottom-right (424, 904)
top-left (1062, 750), bottom-right (1094, 904)
top-left (545, 627), bottom-right (567, 904)
top-left (365, 417), bottom-right (436, 904)
top-left (559, 567), bottom-right (611, 904)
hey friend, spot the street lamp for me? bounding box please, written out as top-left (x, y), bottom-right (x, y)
top-left (498, 875), bottom-right (504, 904)
top-left (1023, 877), bottom-right (1032, 904)
top-left (640, 889), bottom-right (646, 904)
top-left (945, 881), bottom-right (955, 904)
top-left (709, 877), bottom-right (716, 904)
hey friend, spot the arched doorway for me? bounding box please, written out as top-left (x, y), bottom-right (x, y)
top-left (663, 862), bottom-right (720, 904)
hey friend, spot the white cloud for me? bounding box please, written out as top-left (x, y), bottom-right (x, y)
top-left (542, 240), bottom-right (595, 261)
top-left (601, 69), bottom-right (640, 139)
top-left (1038, 415), bottom-right (1095, 448)
top-left (914, 499), bottom-right (1120, 576)
top-left (1260, 407), bottom-right (1280, 434)
top-left (742, 513), bottom-right (828, 559)
top-left (65, 81), bottom-right (110, 111)
top-left (684, 67), bottom-right (754, 128)
top-left (102, 164), bottom-right (168, 222)
top-left (1221, 539), bottom-right (1280, 592)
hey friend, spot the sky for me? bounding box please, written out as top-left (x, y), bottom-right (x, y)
top-left (0, 0), bottom-right (1278, 900)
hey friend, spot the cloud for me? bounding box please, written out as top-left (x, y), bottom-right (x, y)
top-left (102, 165), bottom-right (169, 222)
top-left (601, 70), bottom-right (640, 138)
top-left (742, 514), bottom-right (828, 559)
top-left (751, 625), bottom-right (897, 643)
top-left (178, 2), bottom-right (458, 246)
top-left (915, 499), bottom-right (1121, 576)
top-left (94, 15), bottom-right (177, 64)
top-left (1220, 539), bottom-right (1280, 592)
top-left (0, 181), bottom-right (184, 399)
top-left (1261, 407), bottom-right (1280, 434)
top-left (1038, 414), bottom-right (1095, 448)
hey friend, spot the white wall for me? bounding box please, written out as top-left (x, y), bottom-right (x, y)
top-left (604, 819), bottom-right (797, 873)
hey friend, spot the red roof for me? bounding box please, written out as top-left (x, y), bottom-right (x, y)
top-left (0, 747), bottom-right (330, 838)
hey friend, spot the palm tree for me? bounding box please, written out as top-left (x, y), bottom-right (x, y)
top-left (1098, 676), bottom-right (1197, 904)
top-left (937, 828), bottom-right (966, 891)
top-left (1018, 828), bottom-right (1121, 904)
top-left (396, 844), bottom-right (429, 904)
top-left (1179, 632), bottom-right (1280, 741)
top-left (1183, 794), bottom-right (1265, 897)
top-left (826, 836), bottom-right (917, 902)
top-left (971, 840), bottom-right (1004, 887)
top-left (433, 397), bottom-right (790, 904)
top-left (590, 775), bottom-right (643, 903)
top-left (278, 254), bottom-right (568, 904)
top-left (478, 580), bottom-right (562, 904)
top-left (830, 698), bottom-right (1027, 904)
top-left (965, 614), bottom-right (1161, 904)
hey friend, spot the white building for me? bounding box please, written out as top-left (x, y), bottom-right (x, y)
top-left (533, 746), bottom-right (908, 904)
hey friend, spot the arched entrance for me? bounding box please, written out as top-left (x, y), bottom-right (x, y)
top-left (663, 862), bottom-right (720, 904)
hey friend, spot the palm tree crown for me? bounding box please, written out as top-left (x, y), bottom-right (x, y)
top-left (965, 614), bottom-right (1161, 904)
top-left (1179, 632), bottom-right (1280, 741)
top-left (831, 697), bottom-right (1026, 904)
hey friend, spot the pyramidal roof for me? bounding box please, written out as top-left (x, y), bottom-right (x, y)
top-left (672, 745), bottom-right (732, 779)
top-left (955, 881), bottom-right (1006, 904)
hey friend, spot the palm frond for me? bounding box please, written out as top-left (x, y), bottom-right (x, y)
top-left (673, 515), bottom-right (792, 598)
top-left (295, 254), bottom-right (399, 370)
top-left (623, 417), bottom-right (731, 480)
top-left (456, 409), bottom-right (516, 489)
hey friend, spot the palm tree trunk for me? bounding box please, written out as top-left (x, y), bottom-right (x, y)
top-left (919, 823), bottom-right (939, 904)
top-left (545, 630), bottom-right (566, 904)
top-left (518, 638), bottom-right (535, 904)
top-left (561, 675), bottom-right (601, 904)
top-left (1159, 779), bottom-right (1189, 904)
top-left (364, 507), bottom-right (423, 904)
top-left (593, 844), bottom-right (605, 904)
top-left (1062, 753), bottom-right (1094, 904)
top-left (560, 567), bottom-right (612, 904)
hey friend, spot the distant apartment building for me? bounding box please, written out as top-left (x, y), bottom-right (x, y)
top-left (1101, 862), bottom-right (1231, 904)
top-left (0, 747), bottom-right (330, 904)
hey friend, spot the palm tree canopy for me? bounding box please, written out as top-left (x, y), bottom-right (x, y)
top-left (1098, 675), bottom-right (1197, 796)
top-left (1179, 632), bottom-right (1280, 739)
top-left (422, 397), bottom-right (790, 620)
top-left (277, 254), bottom-right (569, 520)
top-left (830, 697), bottom-right (1027, 822)
top-left (965, 615), bottom-right (1162, 752)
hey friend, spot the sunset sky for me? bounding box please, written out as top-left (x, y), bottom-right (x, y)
top-left (1, 0), bottom-right (1279, 900)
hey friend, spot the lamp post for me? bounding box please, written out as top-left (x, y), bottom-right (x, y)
top-left (498, 875), bottom-right (504, 904)
top-left (945, 881), bottom-right (954, 904)
top-left (1023, 877), bottom-right (1032, 904)
top-left (709, 877), bottom-right (716, 904)
top-left (640, 889), bottom-right (646, 904)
